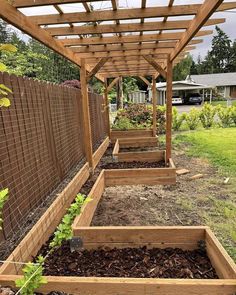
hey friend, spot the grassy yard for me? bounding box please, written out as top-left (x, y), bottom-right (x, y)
top-left (211, 100), bottom-right (236, 107)
top-left (173, 127), bottom-right (236, 260)
top-left (174, 127), bottom-right (236, 175)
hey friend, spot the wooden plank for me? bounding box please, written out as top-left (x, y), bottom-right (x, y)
top-left (106, 176), bottom-right (176, 186)
top-left (111, 129), bottom-right (153, 143)
top-left (74, 226), bottom-right (206, 244)
top-left (0, 0), bottom-right (104, 82)
top-left (12, 0), bottom-right (109, 7)
top-left (206, 228), bottom-right (236, 279)
top-left (107, 77), bottom-right (119, 92)
top-left (60, 30), bottom-right (213, 46)
top-left (139, 76), bottom-right (151, 87)
top-left (72, 170), bottom-right (105, 229)
top-left (143, 56), bottom-right (167, 79)
top-left (86, 57), bottom-right (109, 82)
top-left (165, 56), bottom-right (172, 163)
top-left (118, 137), bottom-right (158, 148)
top-left (45, 18), bottom-right (225, 36)
top-left (29, 4), bottom-right (206, 25)
top-left (92, 137), bottom-right (109, 169)
top-left (104, 79), bottom-right (111, 138)
top-left (1, 275), bottom-right (236, 295)
top-left (0, 163), bottom-right (90, 275)
top-left (152, 75), bottom-right (157, 136)
top-left (116, 150), bottom-right (165, 163)
top-left (80, 59), bottom-right (94, 169)
top-left (170, 0), bottom-right (224, 61)
top-left (104, 168), bottom-right (175, 178)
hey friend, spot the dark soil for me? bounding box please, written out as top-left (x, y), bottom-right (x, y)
top-left (42, 241), bottom-right (218, 279)
top-left (101, 160), bottom-right (165, 169)
top-left (119, 147), bottom-right (158, 152)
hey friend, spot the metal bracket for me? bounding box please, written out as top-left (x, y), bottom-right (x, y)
top-left (69, 237), bottom-right (83, 252)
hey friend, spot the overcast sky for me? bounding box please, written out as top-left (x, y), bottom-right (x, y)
top-left (16, 0), bottom-right (236, 60)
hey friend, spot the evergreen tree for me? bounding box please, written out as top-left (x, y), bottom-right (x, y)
top-left (0, 19), bottom-right (10, 43)
top-left (173, 54), bottom-right (193, 80)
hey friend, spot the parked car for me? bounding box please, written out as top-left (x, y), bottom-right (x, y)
top-left (172, 95), bottom-right (183, 105)
top-left (184, 93), bottom-right (202, 104)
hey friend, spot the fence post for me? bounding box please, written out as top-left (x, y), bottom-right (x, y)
top-left (104, 78), bottom-right (111, 138)
top-left (152, 75), bottom-right (157, 137)
top-left (80, 59), bottom-right (94, 170)
top-left (166, 55), bottom-right (173, 165)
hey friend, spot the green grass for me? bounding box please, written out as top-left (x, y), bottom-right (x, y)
top-left (211, 100), bottom-right (236, 107)
top-left (174, 128), bottom-right (236, 175)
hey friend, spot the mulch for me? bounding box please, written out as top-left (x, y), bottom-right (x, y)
top-left (100, 160), bottom-right (165, 169)
top-left (42, 242), bottom-right (218, 279)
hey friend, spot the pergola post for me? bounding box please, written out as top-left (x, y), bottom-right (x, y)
top-left (152, 75), bottom-right (157, 137)
top-left (104, 78), bottom-right (111, 138)
top-left (80, 58), bottom-right (94, 170)
top-left (117, 76), bottom-right (123, 109)
top-left (166, 56), bottom-right (173, 165)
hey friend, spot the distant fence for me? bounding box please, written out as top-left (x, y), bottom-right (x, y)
top-left (0, 72), bottom-right (107, 240)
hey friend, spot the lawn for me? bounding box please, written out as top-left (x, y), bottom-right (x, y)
top-left (173, 127), bottom-right (236, 261)
top-left (174, 127), bottom-right (236, 175)
top-left (211, 100), bottom-right (236, 107)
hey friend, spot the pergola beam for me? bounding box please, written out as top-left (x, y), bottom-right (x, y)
top-left (0, 0), bottom-right (104, 81)
top-left (30, 5), bottom-right (202, 25)
top-left (60, 30), bottom-right (213, 46)
top-left (68, 40), bottom-right (202, 54)
top-left (12, 0), bottom-right (109, 7)
top-left (170, 0), bottom-right (224, 61)
top-left (143, 55), bottom-right (167, 79)
top-left (139, 76), bottom-right (152, 88)
top-left (45, 18), bottom-right (225, 36)
top-left (86, 57), bottom-right (109, 82)
top-left (107, 77), bottom-right (119, 92)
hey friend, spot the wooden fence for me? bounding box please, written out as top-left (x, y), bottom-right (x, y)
top-left (0, 72), bottom-right (107, 240)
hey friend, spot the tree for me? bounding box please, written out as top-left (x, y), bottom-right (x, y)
top-left (0, 20), bottom-right (10, 43)
top-left (209, 26), bottom-right (232, 73)
top-left (173, 54), bottom-right (193, 80)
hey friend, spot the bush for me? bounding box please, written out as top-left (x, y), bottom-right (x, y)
top-left (231, 106), bottom-right (236, 126)
top-left (199, 103), bottom-right (217, 128)
top-left (112, 117), bottom-right (136, 130)
top-left (217, 105), bottom-right (233, 127)
top-left (184, 108), bottom-right (200, 130)
top-left (172, 107), bottom-right (185, 131)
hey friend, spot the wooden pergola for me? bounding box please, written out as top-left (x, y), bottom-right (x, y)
top-left (1, 0), bottom-right (235, 168)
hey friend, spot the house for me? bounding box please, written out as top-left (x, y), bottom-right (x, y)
top-left (148, 79), bottom-right (212, 105)
top-left (190, 72), bottom-right (236, 99)
top-left (128, 90), bottom-right (146, 103)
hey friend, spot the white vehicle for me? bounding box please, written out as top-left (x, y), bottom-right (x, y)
top-left (172, 95), bottom-right (183, 105)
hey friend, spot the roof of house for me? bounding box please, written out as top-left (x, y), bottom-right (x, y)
top-left (190, 72), bottom-right (236, 87)
top-left (155, 80), bottom-right (212, 91)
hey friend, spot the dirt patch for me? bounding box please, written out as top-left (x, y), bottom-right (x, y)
top-left (119, 147), bottom-right (158, 152)
top-left (43, 241), bottom-right (218, 279)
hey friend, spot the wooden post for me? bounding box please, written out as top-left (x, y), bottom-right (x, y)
top-left (117, 76), bottom-right (123, 109)
top-left (104, 78), bottom-right (111, 138)
top-left (166, 56), bottom-right (173, 165)
top-left (152, 75), bottom-right (157, 137)
top-left (80, 58), bottom-right (94, 170)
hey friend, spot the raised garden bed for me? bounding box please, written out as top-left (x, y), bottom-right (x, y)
top-left (113, 138), bottom-right (164, 163)
top-left (110, 129), bottom-right (153, 144)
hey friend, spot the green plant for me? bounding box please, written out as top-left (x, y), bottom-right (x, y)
top-left (199, 103), bottom-right (217, 128)
top-left (184, 108), bottom-right (200, 130)
top-left (0, 188), bottom-right (9, 229)
top-left (112, 116), bottom-right (136, 130)
top-left (230, 106), bottom-right (236, 126)
top-left (172, 107), bottom-right (185, 131)
top-left (15, 255), bottom-right (47, 295)
top-left (217, 105), bottom-right (233, 127)
top-left (49, 193), bottom-right (90, 250)
top-left (0, 43), bottom-right (17, 107)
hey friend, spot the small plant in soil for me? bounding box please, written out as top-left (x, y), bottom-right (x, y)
top-left (15, 255), bottom-right (47, 295)
top-left (0, 188), bottom-right (9, 230)
top-left (49, 193), bottom-right (90, 250)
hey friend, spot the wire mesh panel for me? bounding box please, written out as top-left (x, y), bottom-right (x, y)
top-left (89, 92), bottom-right (107, 151)
top-left (0, 72), bottom-right (87, 240)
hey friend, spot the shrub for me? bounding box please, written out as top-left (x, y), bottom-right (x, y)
top-left (231, 106), bottom-right (236, 126)
top-left (112, 116), bottom-right (136, 130)
top-left (199, 103), bottom-right (217, 128)
top-left (184, 108), bottom-right (200, 130)
top-left (172, 107), bottom-right (185, 131)
top-left (217, 105), bottom-right (233, 127)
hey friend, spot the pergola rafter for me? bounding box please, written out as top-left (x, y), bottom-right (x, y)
top-left (0, 0), bottom-right (235, 165)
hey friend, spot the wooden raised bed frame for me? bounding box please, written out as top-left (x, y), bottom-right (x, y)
top-left (1, 227), bottom-right (236, 294)
top-left (110, 129), bottom-right (153, 143)
top-left (112, 137), bottom-right (164, 163)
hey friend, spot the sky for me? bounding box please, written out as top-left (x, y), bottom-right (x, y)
top-left (15, 0), bottom-right (236, 60)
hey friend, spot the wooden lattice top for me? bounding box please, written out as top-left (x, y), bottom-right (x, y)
top-left (1, 0), bottom-right (236, 80)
